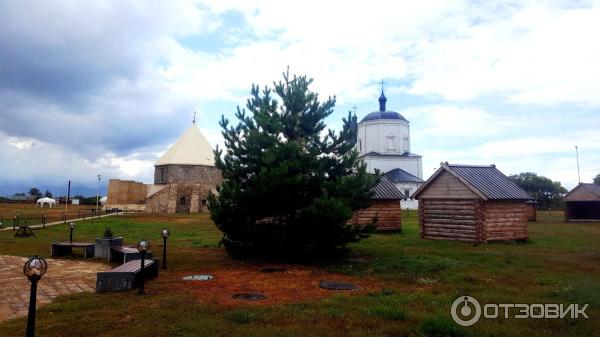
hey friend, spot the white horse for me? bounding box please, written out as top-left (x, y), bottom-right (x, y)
top-left (36, 197), bottom-right (57, 208)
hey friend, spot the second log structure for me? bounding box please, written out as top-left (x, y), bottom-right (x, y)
top-left (412, 162), bottom-right (532, 243)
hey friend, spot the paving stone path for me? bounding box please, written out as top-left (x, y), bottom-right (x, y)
top-left (0, 255), bottom-right (109, 322)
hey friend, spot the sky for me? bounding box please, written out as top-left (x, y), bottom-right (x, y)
top-left (1, 0), bottom-right (599, 197)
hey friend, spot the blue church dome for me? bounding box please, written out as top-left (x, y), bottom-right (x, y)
top-left (360, 90), bottom-right (407, 123)
top-left (361, 111), bottom-right (407, 122)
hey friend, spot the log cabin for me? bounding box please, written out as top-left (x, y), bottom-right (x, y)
top-left (564, 183), bottom-right (600, 221)
top-left (352, 175), bottom-right (403, 231)
top-left (526, 200), bottom-right (537, 221)
top-left (412, 163), bottom-right (532, 243)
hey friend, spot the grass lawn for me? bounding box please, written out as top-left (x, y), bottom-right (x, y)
top-left (0, 202), bottom-right (105, 225)
top-left (0, 211), bottom-right (598, 337)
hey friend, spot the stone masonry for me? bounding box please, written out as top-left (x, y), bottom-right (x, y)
top-left (0, 255), bottom-right (109, 322)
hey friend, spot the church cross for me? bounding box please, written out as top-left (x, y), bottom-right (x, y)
top-left (193, 111), bottom-right (197, 125)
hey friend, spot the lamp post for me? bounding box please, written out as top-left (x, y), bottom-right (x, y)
top-left (23, 256), bottom-right (48, 337)
top-left (137, 239), bottom-right (150, 295)
top-left (160, 228), bottom-right (170, 270)
top-left (69, 222), bottom-right (75, 242)
top-left (95, 175), bottom-right (102, 216)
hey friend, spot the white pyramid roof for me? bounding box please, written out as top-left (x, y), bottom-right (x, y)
top-left (155, 125), bottom-right (215, 166)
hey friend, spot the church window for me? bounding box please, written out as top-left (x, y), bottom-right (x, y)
top-left (404, 189), bottom-right (410, 198)
top-left (201, 199), bottom-right (207, 206)
top-left (403, 136), bottom-right (409, 152)
top-left (179, 196), bottom-right (187, 206)
top-left (358, 139), bottom-right (362, 152)
top-left (386, 135), bottom-right (396, 150)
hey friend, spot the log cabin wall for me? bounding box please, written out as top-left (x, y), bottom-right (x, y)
top-left (482, 201), bottom-right (528, 242)
top-left (353, 200), bottom-right (401, 231)
top-left (526, 203), bottom-right (537, 221)
top-left (419, 199), bottom-right (481, 242)
top-left (417, 171), bottom-right (478, 199)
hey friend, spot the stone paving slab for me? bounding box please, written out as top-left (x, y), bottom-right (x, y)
top-left (0, 255), bottom-right (110, 322)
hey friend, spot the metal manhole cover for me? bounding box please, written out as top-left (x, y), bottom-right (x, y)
top-left (232, 293), bottom-right (266, 301)
top-left (182, 274), bottom-right (214, 281)
top-left (260, 267), bottom-right (287, 273)
top-left (319, 280), bottom-right (356, 290)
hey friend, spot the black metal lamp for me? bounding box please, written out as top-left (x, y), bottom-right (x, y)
top-left (160, 228), bottom-right (169, 270)
top-left (24, 256), bottom-right (48, 337)
top-left (69, 222), bottom-right (75, 242)
top-left (137, 239), bottom-right (150, 295)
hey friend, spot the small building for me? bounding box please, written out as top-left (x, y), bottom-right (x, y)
top-left (525, 200), bottom-right (537, 221)
top-left (412, 163), bottom-right (532, 243)
top-left (352, 176), bottom-right (403, 231)
top-left (385, 168), bottom-right (424, 209)
top-left (564, 183), bottom-right (600, 221)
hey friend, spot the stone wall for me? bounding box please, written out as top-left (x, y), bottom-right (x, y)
top-left (154, 164), bottom-right (222, 186)
top-left (106, 179), bottom-right (147, 207)
top-left (146, 183), bottom-right (215, 214)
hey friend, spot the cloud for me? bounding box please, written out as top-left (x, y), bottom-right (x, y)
top-left (419, 129), bottom-right (600, 189)
top-left (0, 0), bottom-right (599, 194)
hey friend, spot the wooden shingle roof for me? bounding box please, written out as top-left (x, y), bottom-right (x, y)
top-left (385, 168), bottom-right (424, 183)
top-left (412, 162), bottom-right (532, 201)
top-left (372, 176), bottom-right (404, 200)
top-left (564, 183), bottom-right (600, 201)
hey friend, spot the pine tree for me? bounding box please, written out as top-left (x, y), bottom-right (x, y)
top-left (208, 72), bottom-right (377, 255)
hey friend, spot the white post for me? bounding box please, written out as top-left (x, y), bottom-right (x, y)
top-left (575, 146), bottom-right (581, 184)
top-left (96, 175), bottom-right (102, 215)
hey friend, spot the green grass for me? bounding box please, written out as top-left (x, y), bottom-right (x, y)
top-left (0, 211), bottom-right (598, 336)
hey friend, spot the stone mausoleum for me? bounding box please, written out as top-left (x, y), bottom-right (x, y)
top-left (106, 123), bottom-right (222, 213)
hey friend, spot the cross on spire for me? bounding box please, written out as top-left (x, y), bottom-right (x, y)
top-left (378, 81), bottom-right (387, 112)
top-left (193, 111), bottom-right (197, 125)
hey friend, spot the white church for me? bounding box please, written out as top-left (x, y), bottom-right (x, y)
top-left (356, 91), bottom-right (424, 209)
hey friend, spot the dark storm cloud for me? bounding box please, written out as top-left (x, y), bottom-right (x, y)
top-left (0, 1), bottom-right (214, 156)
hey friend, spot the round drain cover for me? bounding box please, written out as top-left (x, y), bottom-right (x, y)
top-left (319, 280), bottom-right (356, 290)
top-left (182, 274), bottom-right (214, 281)
top-left (232, 293), bottom-right (266, 301)
top-left (260, 267), bottom-right (287, 273)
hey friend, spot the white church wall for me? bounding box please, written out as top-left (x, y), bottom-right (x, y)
top-left (357, 119), bottom-right (410, 156)
top-left (394, 182), bottom-right (421, 210)
top-left (401, 199), bottom-right (419, 209)
top-left (365, 156), bottom-right (423, 178)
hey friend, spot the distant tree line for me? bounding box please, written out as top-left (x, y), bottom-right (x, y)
top-left (508, 172), bottom-right (567, 210)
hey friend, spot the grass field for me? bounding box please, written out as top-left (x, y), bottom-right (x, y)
top-left (0, 210), bottom-right (598, 337)
top-left (0, 203), bottom-right (106, 227)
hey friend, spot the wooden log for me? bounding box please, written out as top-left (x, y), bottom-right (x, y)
top-left (424, 224), bottom-right (476, 231)
top-left (424, 236), bottom-right (476, 242)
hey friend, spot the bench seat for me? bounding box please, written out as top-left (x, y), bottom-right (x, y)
top-left (109, 246), bottom-right (154, 263)
top-left (96, 259), bottom-right (158, 293)
top-left (51, 241), bottom-right (95, 258)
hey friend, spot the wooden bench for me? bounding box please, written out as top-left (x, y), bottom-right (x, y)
top-left (109, 246), bottom-right (154, 263)
top-left (51, 241), bottom-right (95, 258)
top-left (96, 259), bottom-right (159, 293)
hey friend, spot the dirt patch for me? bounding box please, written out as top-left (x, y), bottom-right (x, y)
top-left (168, 264), bottom-right (381, 307)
